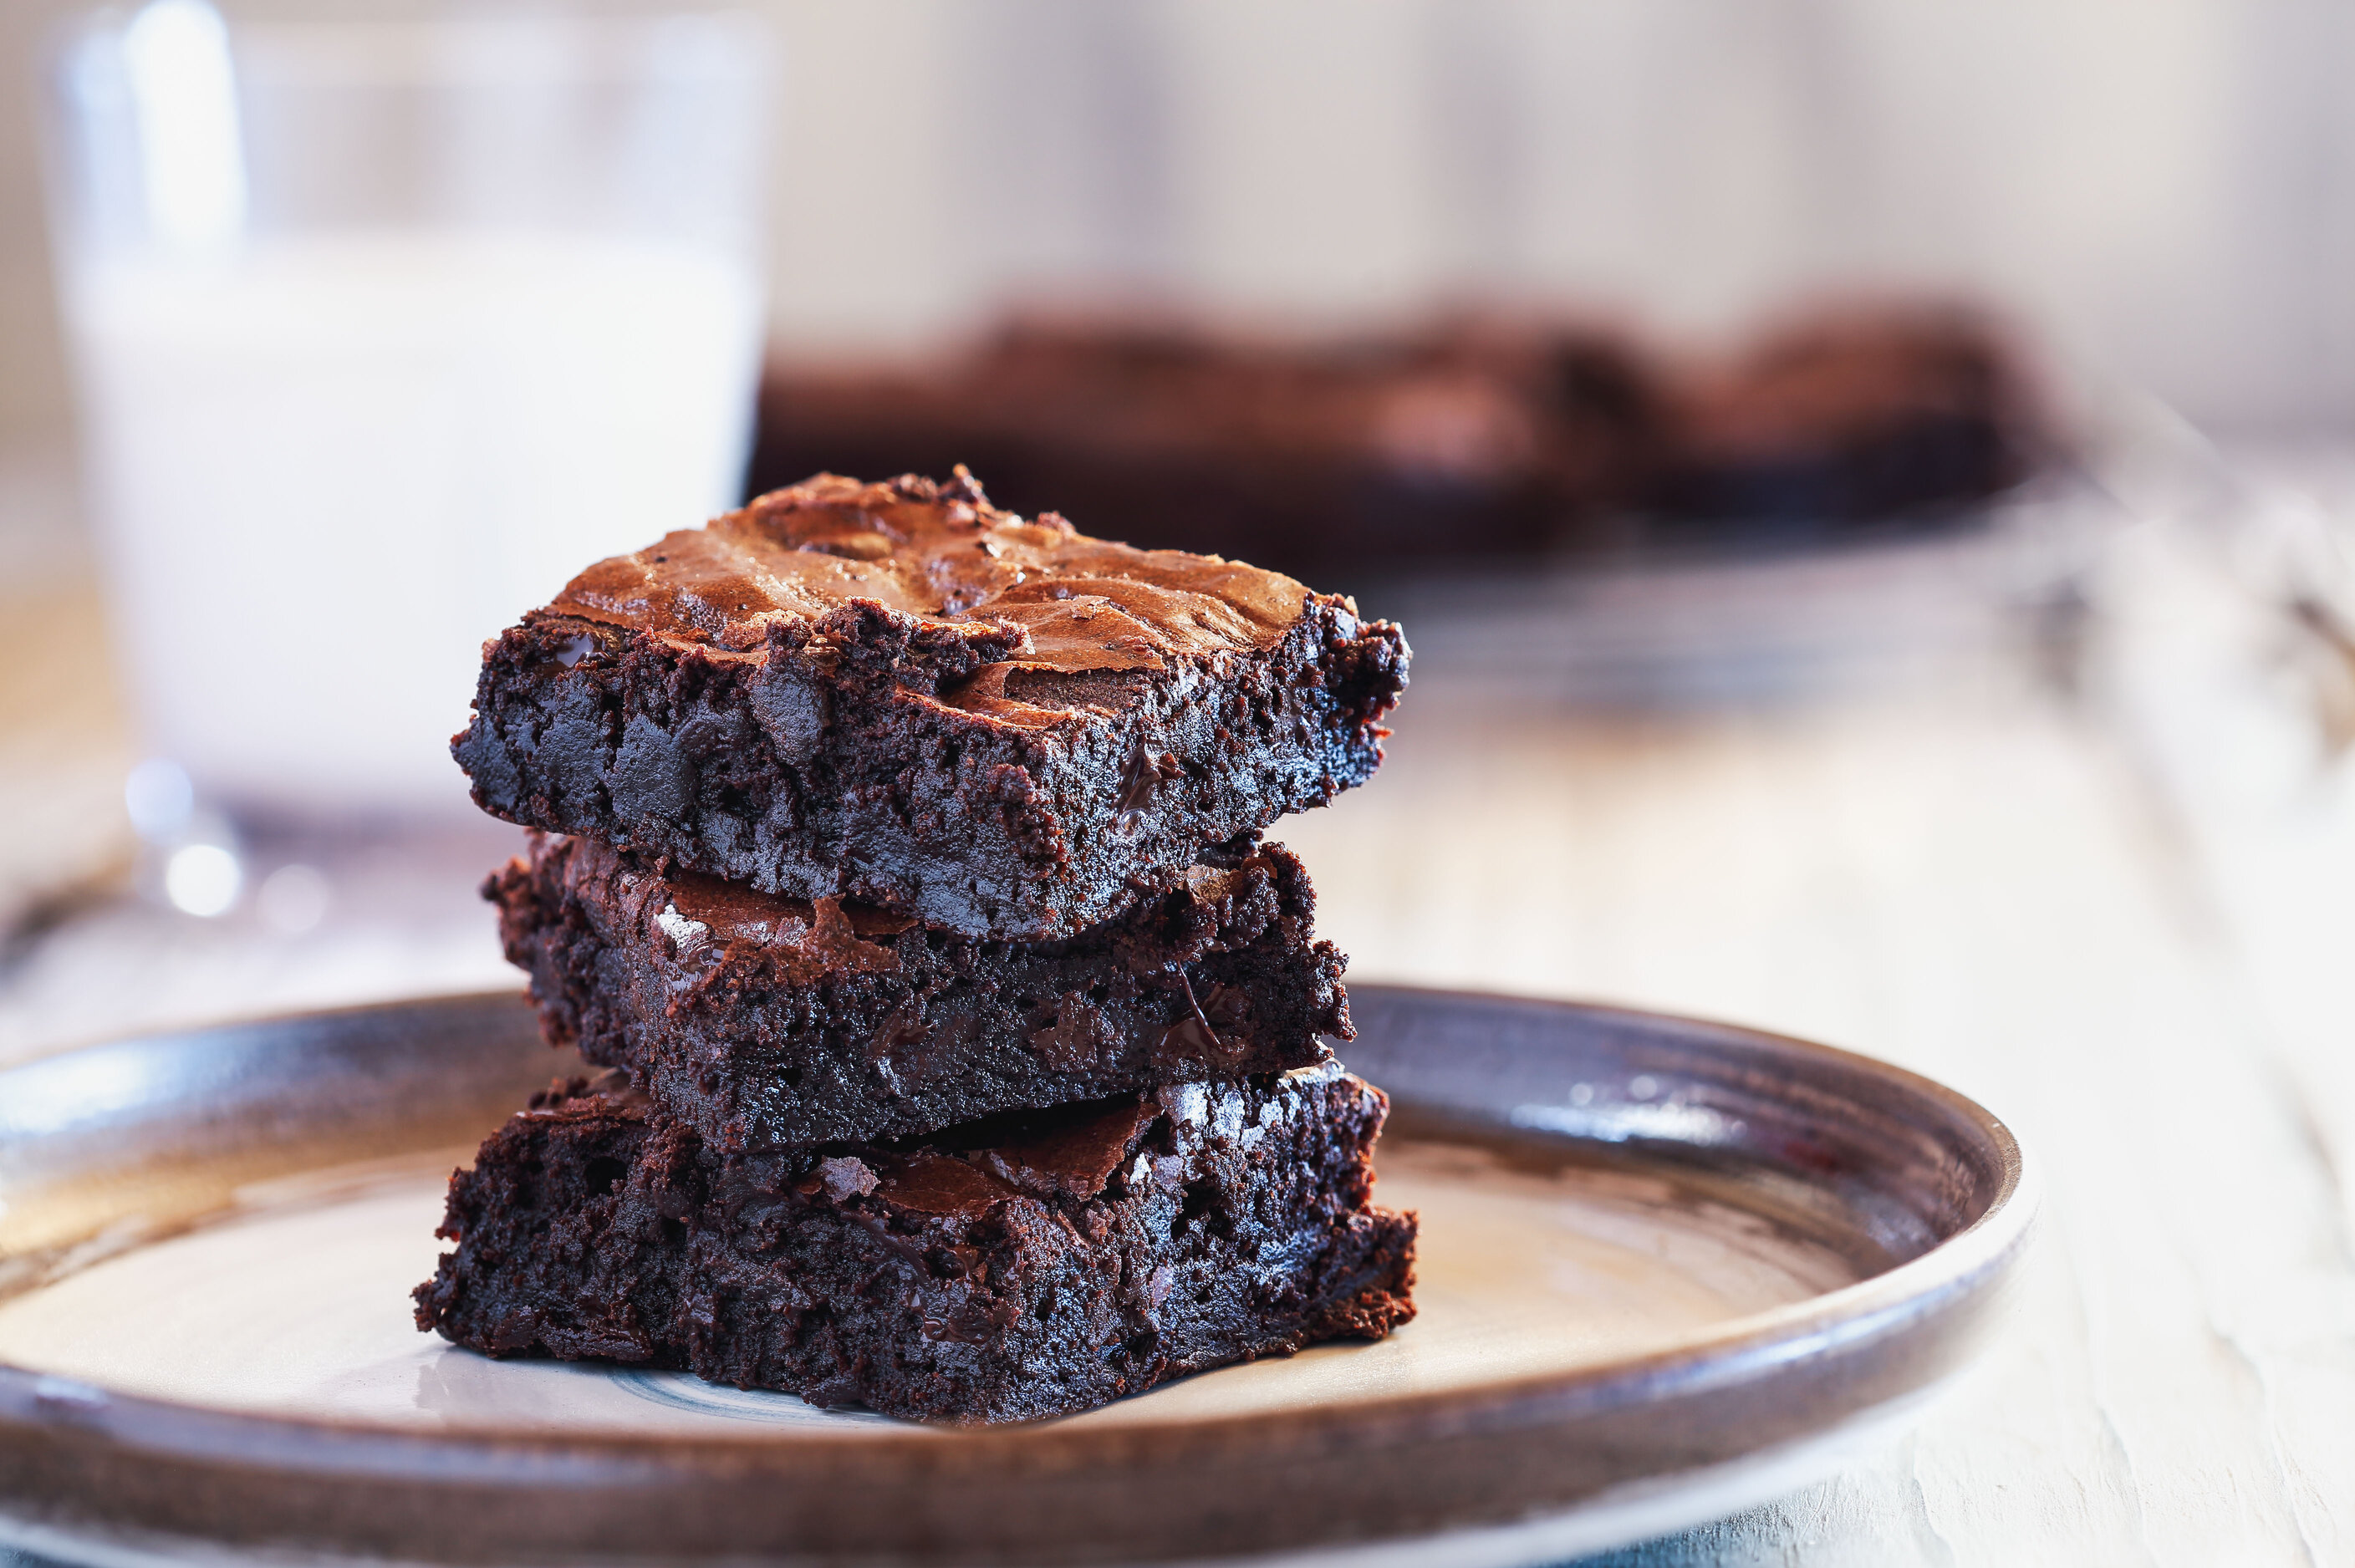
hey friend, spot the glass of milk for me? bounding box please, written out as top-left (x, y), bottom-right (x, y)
top-left (43, 2), bottom-right (771, 839)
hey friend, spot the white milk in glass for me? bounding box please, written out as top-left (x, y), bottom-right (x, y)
top-left (67, 230), bottom-right (762, 817)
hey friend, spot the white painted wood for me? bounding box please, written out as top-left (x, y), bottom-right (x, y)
top-left (1273, 560), bottom-right (2355, 1561)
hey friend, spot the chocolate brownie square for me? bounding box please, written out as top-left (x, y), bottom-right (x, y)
top-left (489, 831), bottom-right (1348, 1148)
top-left (452, 470), bottom-right (1409, 940)
top-left (413, 1065), bottom-right (1417, 1423)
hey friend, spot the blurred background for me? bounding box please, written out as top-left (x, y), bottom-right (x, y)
top-left (13, 0), bottom-right (2355, 445)
top-left (2, 0), bottom-right (2352, 1075)
top-left (2, 2), bottom-right (2354, 1560)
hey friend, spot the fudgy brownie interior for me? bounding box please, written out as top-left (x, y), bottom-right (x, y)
top-left (415, 1066), bottom-right (1417, 1423)
top-left (454, 470), bottom-right (1409, 940)
top-left (491, 831), bottom-right (1348, 1148)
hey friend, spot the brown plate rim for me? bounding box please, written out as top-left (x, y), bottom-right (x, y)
top-left (0, 985), bottom-right (2039, 1559)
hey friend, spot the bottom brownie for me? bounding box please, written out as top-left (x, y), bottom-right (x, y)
top-left (414, 1065), bottom-right (1415, 1423)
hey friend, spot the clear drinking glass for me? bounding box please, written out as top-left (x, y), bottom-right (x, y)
top-left (43, 1), bottom-right (771, 829)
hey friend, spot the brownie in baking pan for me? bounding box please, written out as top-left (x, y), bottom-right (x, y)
top-left (452, 470), bottom-right (1409, 941)
top-left (413, 1064), bottom-right (1417, 1424)
top-left (489, 831), bottom-right (1347, 1149)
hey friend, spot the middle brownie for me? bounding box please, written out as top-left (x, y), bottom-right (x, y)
top-left (492, 832), bottom-right (1348, 1149)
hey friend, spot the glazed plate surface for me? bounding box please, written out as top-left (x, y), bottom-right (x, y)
top-left (0, 986), bottom-right (2032, 1566)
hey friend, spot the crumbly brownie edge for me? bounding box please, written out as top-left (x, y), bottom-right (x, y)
top-left (413, 1067), bottom-right (1416, 1425)
top-left (490, 833), bottom-right (1348, 1149)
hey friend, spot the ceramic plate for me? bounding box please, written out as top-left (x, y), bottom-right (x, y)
top-left (0, 986), bottom-right (2032, 1566)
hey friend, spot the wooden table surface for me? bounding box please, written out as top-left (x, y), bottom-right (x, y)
top-left (2, 491), bottom-right (2350, 1565)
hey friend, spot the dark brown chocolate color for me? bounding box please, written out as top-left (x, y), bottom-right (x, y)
top-left (413, 1065), bottom-right (1417, 1424)
top-left (453, 470), bottom-right (1409, 940)
top-left (1649, 308), bottom-right (2041, 532)
top-left (490, 832), bottom-right (1348, 1148)
top-left (745, 310), bottom-right (2045, 578)
top-left (749, 319), bottom-right (1658, 582)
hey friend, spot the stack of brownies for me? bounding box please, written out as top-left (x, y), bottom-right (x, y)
top-left (414, 469), bottom-right (1418, 1423)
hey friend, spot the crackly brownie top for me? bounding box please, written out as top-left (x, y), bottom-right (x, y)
top-left (547, 469), bottom-right (1333, 679)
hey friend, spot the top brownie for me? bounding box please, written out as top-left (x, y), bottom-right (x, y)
top-left (454, 471), bottom-right (1409, 939)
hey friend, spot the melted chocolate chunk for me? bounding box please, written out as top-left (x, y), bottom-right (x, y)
top-left (1114, 746), bottom-right (1184, 836)
top-left (874, 1153), bottom-right (1016, 1219)
top-left (974, 1097), bottom-right (1161, 1202)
